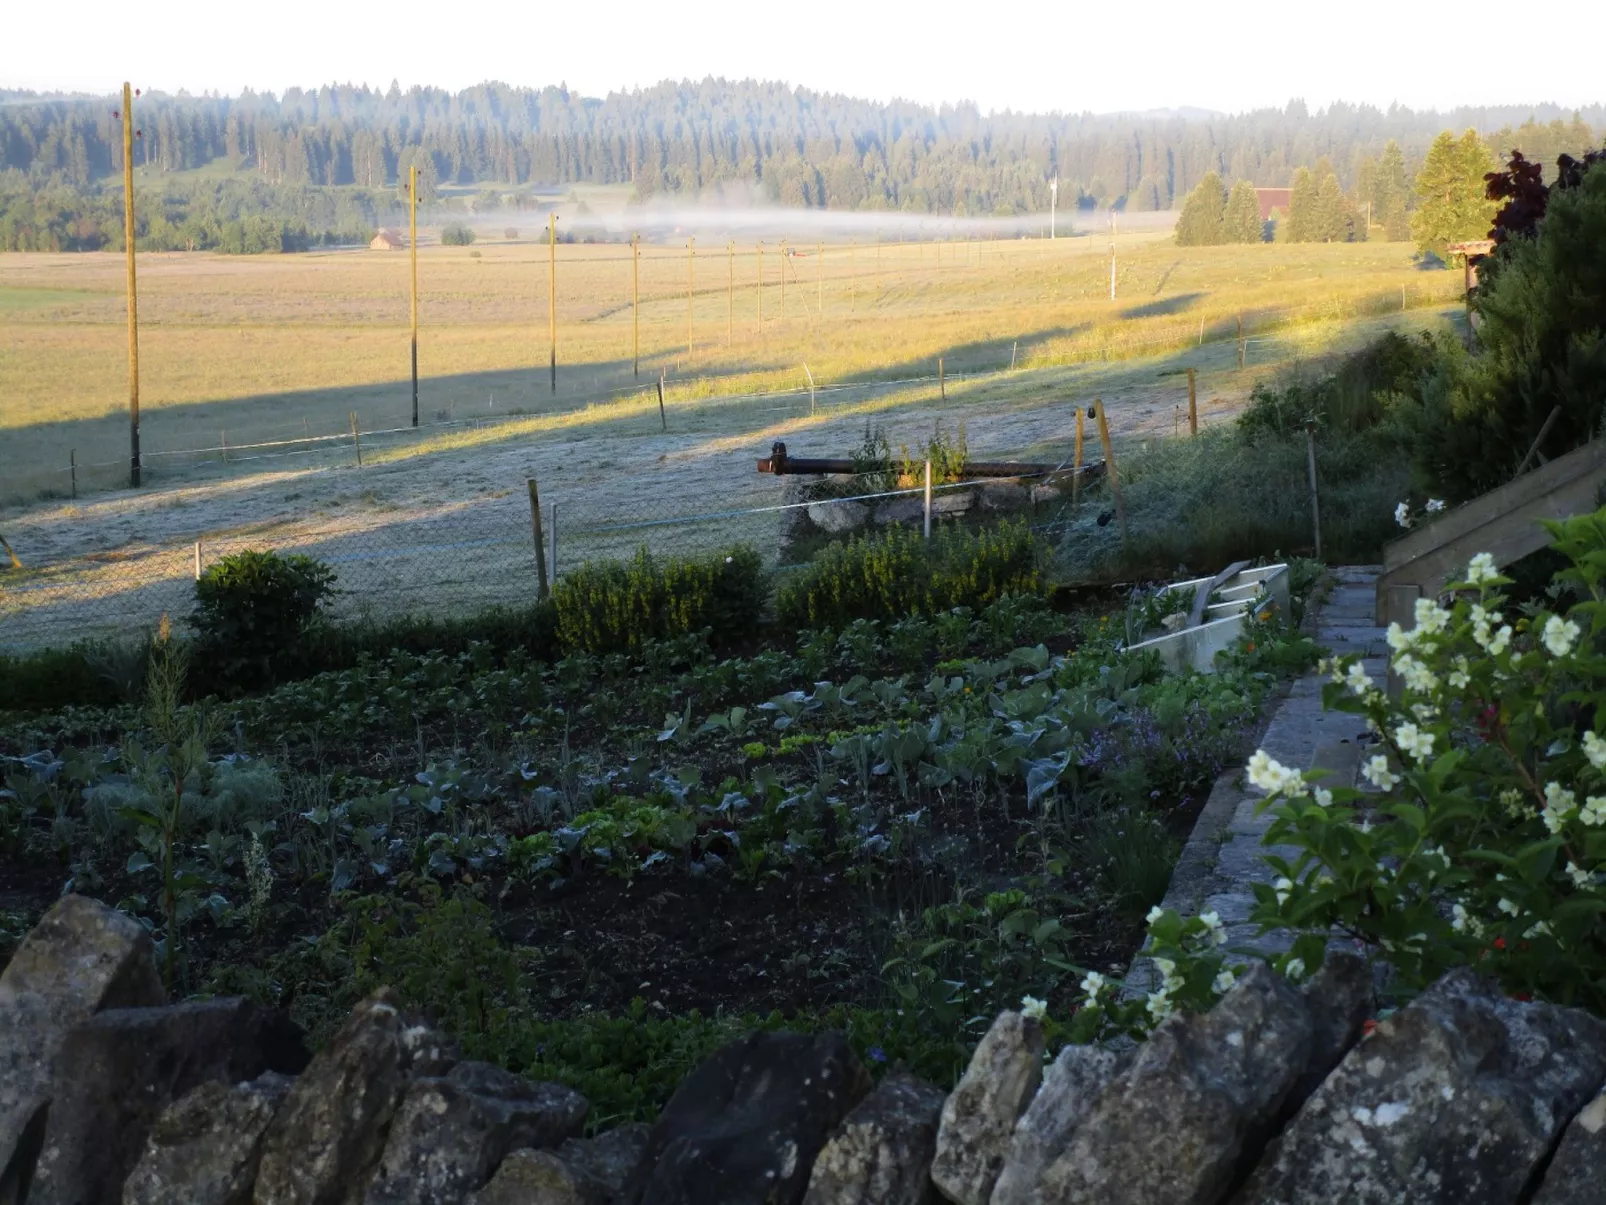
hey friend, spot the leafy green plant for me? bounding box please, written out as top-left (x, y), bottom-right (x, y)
top-left (192, 549), bottom-right (336, 688)
top-left (777, 522), bottom-right (1042, 631)
top-left (552, 546), bottom-right (766, 656)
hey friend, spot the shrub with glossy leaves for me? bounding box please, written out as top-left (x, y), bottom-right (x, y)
top-left (192, 549), bottom-right (336, 687)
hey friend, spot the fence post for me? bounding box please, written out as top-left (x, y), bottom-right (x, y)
top-left (350, 412), bottom-right (363, 467)
top-left (528, 478), bottom-right (549, 598)
top-left (221, 430), bottom-right (229, 463)
top-left (193, 540), bottom-right (202, 581)
top-left (70, 449), bottom-right (77, 499)
top-left (803, 363), bottom-right (816, 417)
top-left (1072, 406), bottom-right (1085, 511)
top-left (923, 459), bottom-right (933, 540)
top-left (1010, 340), bottom-right (1017, 371)
top-left (938, 357), bottom-right (946, 400)
top-left (548, 503), bottom-right (558, 584)
top-left (1237, 315), bottom-right (1246, 370)
top-left (1094, 398), bottom-right (1128, 545)
top-left (1305, 422), bottom-right (1322, 561)
top-left (657, 373), bottom-right (667, 432)
top-left (1, 532), bottom-right (22, 569)
top-left (1188, 367), bottom-right (1198, 436)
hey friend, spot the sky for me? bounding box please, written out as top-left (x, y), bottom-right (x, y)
top-left (8, 0), bottom-right (1605, 116)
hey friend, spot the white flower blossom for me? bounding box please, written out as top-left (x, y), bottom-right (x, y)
top-left (1313, 786), bottom-right (1334, 807)
top-left (1394, 722), bottom-right (1435, 764)
top-left (1198, 911), bottom-right (1228, 946)
top-left (1487, 625), bottom-right (1512, 656)
top-left (1246, 749), bottom-right (1308, 797)
top-left (1413, 597), bottom-right (1451, 635)
top-left (1500, 788), bottom-right (1525, 819)
top-left (1582, 797), bottom-right (1606, 827)
top-left (1344, 662), bottom-right (1375, 696)
top-left (1466, 553), bottom-right (1498, 586)
top-left (1447, 657), bottom-right (1471, 690)
top-left (1079, 971), bottom-right (1107, 999)
top-left (1542, 782), bottom-right (1578, 834)
top-left (1363, 755), bottom-right (1401, 791)
top-left (1385, 622), bottom-right (1418, 653)
top-left (1542, 615), bottom-right (1581, 658)
top-left (1497, 897), bottom-right (1520, 917)
top-left (1146, 989), bottom-right (1174, 1022)
top-left (1213, 969), bottom-right (1237, 993)
top-left (1451, 903), bottom-right (1471, 932)
top-left (1582, 731), bottom-right (1606, 771)
top-left (1020, 995), bottom-right (1048, 1021)
top-left (1393, 654), bottom-right (1440, 695)
top-left (1524, 920), bottom-right (1552, 939)
top-left (1274, 876), bottom-right (1294, 906)
top-left (1146, 906), bottom-right (1166, 926)
top-left (1566, 862), bottom-right (1594, 890)
top-left (1283, 958), bottom-right (1307, 982)
top-left (1394, 502), bottom-right (1412, 529)
top-left (1425, 498), bottom-right (1446, 513)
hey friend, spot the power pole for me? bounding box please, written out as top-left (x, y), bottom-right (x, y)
top-left (632, 233), bottom-right (639, 377)
top-left (686, 236), bottom-right (694, 359)
top-left (120, 82), bottom-right (141, 487)
top-left (1049, 175), bottom-right (1058, 240)
top-left (548, 212), bottom-right (557, 393)
top-left (756, 240), bottom-right (763, 332)
top-left (409, 163), bottom-right (419, 427)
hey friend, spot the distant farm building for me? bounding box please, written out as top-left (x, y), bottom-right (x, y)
top-left (1254, 188), bottom-right (1292, 221)
top-left (370, 229), bottom-right (407, 250)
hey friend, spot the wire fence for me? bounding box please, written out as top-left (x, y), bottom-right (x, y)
top-left (0, 456), bottom-right (1085, 654)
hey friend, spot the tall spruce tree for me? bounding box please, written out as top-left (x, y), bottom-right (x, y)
top-left (1374, 140), bottom-right (1411, 241)
top-left (1174, 171), bottom-right (1228, 245)
top-left (1223, 179), bottom-right (1263, 242)
top-left (1286, 167), bottom-right (1318, 241)
top-left (1314, 173), bottom-right (1357, 241)
top-left (1411, 129), bottom-right (1498, 256)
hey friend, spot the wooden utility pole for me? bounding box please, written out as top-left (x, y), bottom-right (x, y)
top-left (1187, 367), bottom-right (1198, 436)
top-left (686, 236), bottom-right (694, 359)
top-left (409, 164), bottom-right (419, 426)
top-left (632, 233), bottom-right (640, 377)
top-left (1093, 399), bottom-right (1127, 542)
top-left (527, 478), bottom-right (549, 598)
top-left (121, 82), bottom-right (141, 487)
top-left (727, 240), bottom-right (734, 346)
top-left (548, 213), bottom-right (558, 393)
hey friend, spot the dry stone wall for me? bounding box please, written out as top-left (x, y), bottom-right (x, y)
top-left (1, 895), bottom-right (1604, 1205)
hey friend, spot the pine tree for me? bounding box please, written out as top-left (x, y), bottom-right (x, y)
top-left (1222, 180), bottom-right (1263, 243)
top-left (1174, 171), bottom-right (1227, 245)
top-left (1314, 173), bottom-right (1357, 241)
top-left (1286, 167), bottom-right (1318, 241)
top-left (1374, 140), bottom-right (1411, 241)
top-left (1411, 129), bottom-right (1499, 257)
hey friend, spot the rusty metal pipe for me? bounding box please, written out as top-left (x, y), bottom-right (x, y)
top-left (756, 440), bottom-right (1103, 481)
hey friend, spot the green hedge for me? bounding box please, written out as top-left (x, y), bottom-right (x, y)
top-left (775, 521), bottom-right (1042, 631)
top-left (552, 545), bottom-right (767, 656)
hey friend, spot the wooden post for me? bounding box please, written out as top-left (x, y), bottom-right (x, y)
top-left (70, 448), bottom-right (77, 499)
top-left (121, 82), bottom-right (141, 488)
top-left (727, 240), bottom-right (733, 346)
top-left (686, 236), bottom-right (694, 359)
top-left (1072, 406), bottom-right (1085, 511)
top-left (1237, 315), bottom-right (1245, 369)
top-left (548, 212), bottom-right (558, 393)
top-left (938, 356), bottom-right (946, 400)
top-left (1305, 422), bottom-right (1322, 561)
top-left (221, 431), bottom-right (229, 463)
top-left (350, 412), bottom-right (362, 467)
top-left (409, 164), bottom-right (419, 427)
top-left (803, 363), bottom-right (816, 417)
top-left (632, 233), bottom-right (640, 377)
top-left (0, 533), bottom-right (20, 570)
top-left (527, 478), bottom-right (549, 598)
top-left (1010, 340), bottom-right (1018, 371)
top-left (193, 541), bottom-right (202, 581)
top-left (657, 373), bottom-right (667, 432)
top-left (1187, 367), bottom-right (1198, 436)
top-left (1094, 399), bottom-right (1127, 543)
top-left (923, 459), bottom-right (933, 540)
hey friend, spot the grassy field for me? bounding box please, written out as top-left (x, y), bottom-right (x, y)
top-left (0, 232), bottom-right (1460, 501)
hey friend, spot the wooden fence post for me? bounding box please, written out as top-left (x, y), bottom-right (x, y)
top-left (1, 532), bottom-right (23, 569)
top-left (350, 412), bottom-right (362, 467)
top-left (70, 449), bottom-right (77, 499)
top-left (193, 540), bottom-right (202, 581)
top-left (527, 478), bottom-right (549, 598)
top-left (1072, 406), bottom-right (1085, 511)
top-left (939, 357), bottom-right (946, 400)
top-left (923, 460), bottom-right (933, 540)
top-left (221, 430), bottom-right (229, 463)
top-left (1188, 367), bottom-right (1198, 436)
top-left (1305, 422), bottom-right (1322, 561)
top-left (1237, 315), bottom-right (1245, 369)
top-left (1094, 398), bottom-right (1128, 544)
top-left (657, 373), bottom-right (667, 431)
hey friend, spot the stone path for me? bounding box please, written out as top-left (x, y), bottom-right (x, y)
top-left (1135, 566), bottom-right (1389, 977)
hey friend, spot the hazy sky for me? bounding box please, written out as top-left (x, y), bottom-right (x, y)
top-left (9, 0), bottom-right (1604, 115)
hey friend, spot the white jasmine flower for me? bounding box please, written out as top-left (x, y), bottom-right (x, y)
top-left (1146, 906), bottom-right (1166, 926)
top-left (1198, 911), bottom-right (1227, 946)
top-left (1344, 662), bottom-right (1374, 696)
top-left (1447, 657), bottom-right (1471, 690)
top-left (1541, 783), bottom-right (1578, 834)
top-left (1283, 958), bottom-right (1307, 982)
top-left (1020, 995), bottom-right (1048, 1021)
top-left (1394, 502), bottom-right (1412, 529)
top-left (1524, 920), bottom-right (1552, 939)
top-left (1313, 787), bottom-right (1334, 807)
top-left (1542, 615), bottom-right (1581, 658)
top-left (1246, 749), bottom-right (1307, 798)
top-left (1274, 877), bottom-right (1294, 906)
top-left (1499, 788), bottom-right (1525, 818)
top-left (1363, 755), bottom-right (1400, 791)
top-left (1394, 722), bottom-right (1435, 764)
top-left (1581, 796), bottom-right (1606, 827)
top-left (1413, 597), bottom-right (1451, 635)
top-left (1582, 731), bottom-right (1606, 771)
top-left (1466, 553), bottom-right (1498, 586)
top-left (1213, 969), bottom-right (1237, 994)
top-left (1153, 957), bottom-right (1177, 978)
top-left (1146, 989), bottom-right (1174, 1022)
top-left (1079, 971), bottom-right (1107, 999)
top-left (1425, 498), bottom-right (1446, 513)
top-left (1385, 622), bottom-right (1417, 653)
top-left (1567, 863), bottom-right (1594, 889)
top-left (1393, 654), bottom-right (1439, 695)
top-left (1487, 625), bottom-right (1512, 656)
top-left (1497, 897), bottom-right (1520, 917)
top-left (1451, 903), bottom-right (1470, 932)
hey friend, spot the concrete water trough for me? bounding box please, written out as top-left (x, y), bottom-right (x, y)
top-left (1124, 562), bottom-right (1290, 673)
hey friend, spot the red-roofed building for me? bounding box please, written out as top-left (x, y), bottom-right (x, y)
top-left (1255, 188), bottom-right (1292, 221)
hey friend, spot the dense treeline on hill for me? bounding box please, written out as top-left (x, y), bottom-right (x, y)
top-left (0, 81), bottom-right (1600, 251)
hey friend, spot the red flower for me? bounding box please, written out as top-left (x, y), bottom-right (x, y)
top-left (1361, 1018), bottom-right (1379, 1037)
top-left (1493, 937), bottom-right (1507, 950)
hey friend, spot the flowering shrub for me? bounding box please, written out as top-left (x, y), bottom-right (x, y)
top-left (1251, 509), bottom-right (1606, 1010)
